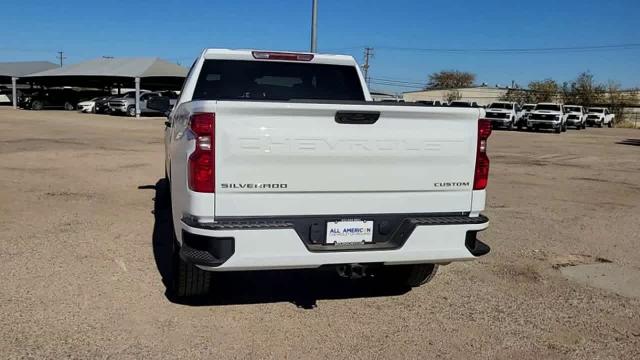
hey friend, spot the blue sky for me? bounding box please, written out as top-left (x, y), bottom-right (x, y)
top-left (2, 0), bottom-right (639, 93)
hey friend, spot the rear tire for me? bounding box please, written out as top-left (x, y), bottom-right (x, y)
top-left (157, 178), bottom-right (213, 299)
top-left (608, 121), bottom-right (613, 128)
top-left (554, 125), bottom-right (561, 134)
top-left (377, 264), bottom-right (438, 288)
top-left (171, 244), bottom-right (213, 298)
top-left (64, 102), bottom-right (75, 111)
top-left (31, 100), bottom-right (43, 110)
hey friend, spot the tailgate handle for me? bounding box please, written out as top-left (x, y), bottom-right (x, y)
top-left (335, 111), bottom-right (380, 124)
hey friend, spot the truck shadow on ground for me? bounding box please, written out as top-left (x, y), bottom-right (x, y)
top-left (616, 138), bottom-right (640, 146)
top-left (143, 179), bottom-right (410, 309)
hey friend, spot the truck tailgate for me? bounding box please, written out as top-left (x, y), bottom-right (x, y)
top-left (204, 101), bottom-right (480, 217)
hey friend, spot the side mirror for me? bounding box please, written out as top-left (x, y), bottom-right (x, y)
top-left (147, 96), bottom-right (171, 115)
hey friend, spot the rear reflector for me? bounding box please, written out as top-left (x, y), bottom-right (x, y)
top-left (188, 113), bottom-right (215, 193)
top-left (473, 119), bottom-right (492, 190)
top-left (251, 51), bottom-right (314, 61)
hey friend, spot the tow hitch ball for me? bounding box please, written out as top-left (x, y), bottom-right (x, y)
top-left (336, 264), bottom-right (367, 279)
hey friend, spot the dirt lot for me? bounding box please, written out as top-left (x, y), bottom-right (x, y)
top-left (1, 107), bottom-right (639, 359)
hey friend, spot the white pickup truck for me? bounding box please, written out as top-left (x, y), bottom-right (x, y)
top-left (563, 105), bottom-right (587, 130)
top-left (149, 49), bottom-right (491, 298)
top-left (586, 107), bottom-right (615, 128)
top-left (527, 103), bottom-right (567, 133)
top-left (485, 101), bottom-right (520, 130)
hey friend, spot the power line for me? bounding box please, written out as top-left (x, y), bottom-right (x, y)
top-left (325, 43), bottom-right (640, 56)
top-left (370, 77), bottom-right (426, 86)
top-left (374, 43), bottom-right (640, 54)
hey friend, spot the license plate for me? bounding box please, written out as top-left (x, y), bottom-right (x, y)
top-left (326, 220), bottom-right (374, 245)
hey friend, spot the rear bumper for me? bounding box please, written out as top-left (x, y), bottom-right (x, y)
top-left (178, 214), bottom-right (490, 271)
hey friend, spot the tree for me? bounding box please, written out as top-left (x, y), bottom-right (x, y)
top-left (500, 89), bottom-right (534, 104)
top-left (606, 81), bottom-right (638, 123)
top-left (426, 70), bottom-right (476, 89)
top-left (445, 89), bottom-right (462, 102)
top-left (571, 72), bottom-right (605, 106)
top-left (560, 81), bottom-right (578, 104)
top-left (528, 79), bottom-right (560, 103)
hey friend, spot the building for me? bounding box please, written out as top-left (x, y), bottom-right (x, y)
top-left (370, 90), bottom-right (404, 102)
top-left (403, 86), bottom-right (510, 106)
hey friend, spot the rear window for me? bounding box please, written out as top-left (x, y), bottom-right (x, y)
top-left (192, 60), bottom-right (365, 101)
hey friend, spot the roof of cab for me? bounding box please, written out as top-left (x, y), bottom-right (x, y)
top-left (201, 49), bottom-right (357, 66)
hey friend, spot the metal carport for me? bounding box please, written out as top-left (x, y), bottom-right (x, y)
top-left (0, 61), bottom-right (58, 109)
top-left (23, 58), bottom-right (188, 118)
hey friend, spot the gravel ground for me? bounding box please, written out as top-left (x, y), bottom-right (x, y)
top-left (0, 107), bottom-right (639, 359)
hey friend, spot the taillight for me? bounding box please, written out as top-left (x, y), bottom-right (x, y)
top-left (251, 51), bottom-right (314, 61)
top-left (474, 119), bottom-right (492, 190)
top-left (188, 113), bottom-right (215, 193)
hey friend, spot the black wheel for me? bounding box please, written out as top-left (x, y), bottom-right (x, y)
top-left (608, 121), bottom-right (613, 128)
top-left (508, 118), bottom-right (515, 131)
top-left (561, 122), bottom-right (567, 132)
top-left (554, 125), bottom-right (561, 134)
top-left (154, 178), bottom-right (212, 299)
top-left (127, 105), bottom-right (137, 117)
top-left (517, 122), bottom-right (523, 131)
top-left (171, 244), bottom-right (213, 298)
top-left (31, 100), bottom-right (43, 110)
top-left (376, 264), bottom-right (438, 288)
top-left (64, 102), bottom-right (75, 111)
top-left (597, 120), bottom-right (602, 128)
top-left (575, 123), bottom-right (581, 130)
top-left (582, 122), bottom-right (586, 129)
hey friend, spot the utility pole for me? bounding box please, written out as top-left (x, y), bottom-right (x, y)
top-left (57, 51), bottom-right (66, 67)
top-left (362, 47), bottom-right (374, 87)
top-left (310, 0), bottom-right (318, 52)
